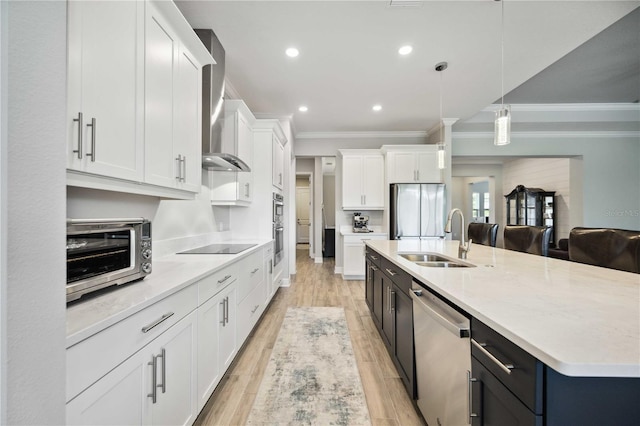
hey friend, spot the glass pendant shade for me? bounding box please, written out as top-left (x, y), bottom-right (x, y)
top-left (437, 144), bottom-right (446, 169)
top-left (494, 106), bottom-right (511, 146)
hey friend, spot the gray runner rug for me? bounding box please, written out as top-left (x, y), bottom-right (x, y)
top-left (246, 307), bottom-right (371, 425)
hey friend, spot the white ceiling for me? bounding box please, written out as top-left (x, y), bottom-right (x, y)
top-left (175, 1), bottom-right (640, 136)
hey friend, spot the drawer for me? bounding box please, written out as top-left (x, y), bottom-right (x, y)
top-left (198, 262), bottom-right (239, 305)
top-left (365, 247), bottom-right (382, 268)
top-left (66, 284), bottom-right (198, 402)
top-left (237, 279), bottom-right (266, 343)
top-left (381, 257), bottom-right (412, 296)
top-left (237, 249), bottom-right (264, 303)
top-left (471, 318), bottom-right (544, 415)
top-left (264, 242), bottom-right (274, 260)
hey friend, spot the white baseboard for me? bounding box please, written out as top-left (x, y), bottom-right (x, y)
top-left (335, 266), bottom-right (343, 275)
top-left (314, 257), bottom-right (323, 264)
top-left (281, 277), bottom-right (291, 287)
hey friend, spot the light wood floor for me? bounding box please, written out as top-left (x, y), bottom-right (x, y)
top-left (194, 250), bottom-right (426, 426)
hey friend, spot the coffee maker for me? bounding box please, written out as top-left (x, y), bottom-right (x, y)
top-left (352, 213), bottom-right (371, 233)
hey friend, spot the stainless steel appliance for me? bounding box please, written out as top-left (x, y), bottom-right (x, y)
top-left (195, 29), bottom-right (250, 172)
top-left (411, 280), bottom-right (471, 426)
top-left (273, 193), bottom-right (284, 266)
top-left (390, 183), bottom-right (446, 239)
top-left (66, 218), bottom-right (152, 302)
top-left (352, 212), bottom-right (372, 233)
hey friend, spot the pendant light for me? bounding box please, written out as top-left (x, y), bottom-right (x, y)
top-left (435, 61), bottom-right (447, 169)
top-left (494, 0), bottom-right (511, 146)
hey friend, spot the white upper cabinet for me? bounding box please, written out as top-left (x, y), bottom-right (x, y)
top-left (67, 0), bottom-right (144, 182)
top-left (67, 0), bottom-right (213, 199)
top-left (340, 150), bottom-right (385, 210)
top-left (272, 133), bottom-right (285, 191)
top-left (210, 100), bottom-right (255, 205)
top-left (383, 145), bottom-right (442, 183)
top-left (144, 1), bottom-right (204, 194)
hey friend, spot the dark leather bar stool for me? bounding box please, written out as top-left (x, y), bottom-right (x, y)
top-left (503, 225), bottom-right (552, 256)
top-left (568, 227), bottom-right (640, 274)
top-left (468, 223), bottom-right (499, 247)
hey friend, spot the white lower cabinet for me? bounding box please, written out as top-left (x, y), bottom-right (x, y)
top-left (196, 281), bottom-right (237, 411)
top-left (67, 311), bottom-right (197, 426)
top-left (343, 234), bottom-right (388, 279)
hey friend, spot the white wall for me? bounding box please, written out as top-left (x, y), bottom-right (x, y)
top-left (295, 134), bottom-right (430, 157)
top-left (323, 174), bottom-right (336, 227)
top-left (502, 157), bottom-right (574, 243)
top-left (4, 2), bottom-right (67, 423)
top-left (453, 134), bottom-right (640, 231)
top-left (0, 1), bottom-right (7, 421)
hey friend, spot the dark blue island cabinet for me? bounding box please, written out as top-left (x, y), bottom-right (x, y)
top-left (471, 318), bottom-right (640, 426)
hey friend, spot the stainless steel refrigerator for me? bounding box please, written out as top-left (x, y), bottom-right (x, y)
top-left (390, 183), bottom-right (446, 239)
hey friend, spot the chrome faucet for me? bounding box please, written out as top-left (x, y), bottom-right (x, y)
top-left (445, 208), bottom-right (472, 259)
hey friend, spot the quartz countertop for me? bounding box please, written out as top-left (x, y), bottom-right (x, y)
top-left (366, 239), bottom-right (640, 378)
top-left (66, 239), bottom-right (272, 348)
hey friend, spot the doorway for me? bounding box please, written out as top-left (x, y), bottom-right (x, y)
top-left (295, 175), bottom-right (312, 256)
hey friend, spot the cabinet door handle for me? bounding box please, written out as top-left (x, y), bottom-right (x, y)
top-left (147, 354), bottom-right (158, 403)
top-left (471, 339), bottom-right (515, 374)
top-left (468, 370), bottom-right (479, 423)
top-left (245, 182), bottom-right (250, 197)
top-left (391, 290), bottom-right (395, 311)
top-left (181, 156), bottom-right (186, 182)
top-left (251, 268), bottom-right (259, 274)
top-left (371, 265), bottom-right (378, 271)
top-left (175, 155), bottom-right (182, 180)
top-left (225, 296), bottom-right (229, 324)
top-left (385, 268), bottom-right (397, 277)
top-left (371, 255), bottom-right (378, 260)
top-left (72, 112), bottom-right (83, 159)
top-left (269, 259), bottom-right (273, 274)
top-left (86, 118), bottom-right (96, 162)
top-left (363, 195), bottom-right (366, 205)
top-left (220, 298), bottom-right (226, 325)
top-left (251, 304), bottom-right (260, 314)
top-left (141, 312), bottom-right (174, 333)
top-left (416, 170), bottom-right (420, 181)
top-left (157, 348), bottom-right (166, 394)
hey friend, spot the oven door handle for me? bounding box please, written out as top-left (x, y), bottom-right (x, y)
top-left (275, 226), bottom-right (284, 231)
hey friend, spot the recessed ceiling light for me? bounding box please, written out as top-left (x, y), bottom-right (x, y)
top-left (398, 45), bottom-right (413, 55)
top-left (298, 106), bottom-right (308, 112)
top-left (372, 104), bottom-right (382, 112)
top-left (285, 47), bottom-right (299, 58)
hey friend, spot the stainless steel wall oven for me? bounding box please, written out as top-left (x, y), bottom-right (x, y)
top-left (273, 193), bottom-right (284, 266)
top-left (66, 218), bottom-right (152, 302)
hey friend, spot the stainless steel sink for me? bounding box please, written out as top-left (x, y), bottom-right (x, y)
top-left (400, 253), bottom-right (451, 263)
top-left (399, 252), bottom-right (475, 268)
top-left (415, 261), bottom-right (471, 268)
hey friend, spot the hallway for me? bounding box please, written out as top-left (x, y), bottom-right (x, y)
top-left (194, 249), bottom-right (424, 425)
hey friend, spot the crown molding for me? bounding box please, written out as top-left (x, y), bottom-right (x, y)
top-left (223, 77), bottom-right (241, 100)
top-left (453, 130), bottom-right (640, 139)
top-left (485, 103), bottom-right (640, 113)
top-left (295, 131), bottom-right (429, 140)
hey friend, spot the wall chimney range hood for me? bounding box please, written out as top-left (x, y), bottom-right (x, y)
top-left (196, 29), bottom-right (251, 172)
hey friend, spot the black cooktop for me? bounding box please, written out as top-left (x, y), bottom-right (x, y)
top-left (178, 243), bottom-right (257, 255)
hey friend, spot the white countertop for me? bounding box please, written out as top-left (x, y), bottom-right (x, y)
top-left (66, 239), bottom-right (272, 348)
top-left (366, 239), bottom-right (640, 378)
top-left (339, 225), bottom-right (387, 236)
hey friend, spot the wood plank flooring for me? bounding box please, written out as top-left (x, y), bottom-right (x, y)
top-left (194, 250), bottom-right (426, 426)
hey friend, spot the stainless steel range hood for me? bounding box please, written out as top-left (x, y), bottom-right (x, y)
top-left (196, 29), bottom-right (251, 172)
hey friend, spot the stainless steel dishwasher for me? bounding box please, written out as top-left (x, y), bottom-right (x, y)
top-left (411, 280), bottom-right (471, 426)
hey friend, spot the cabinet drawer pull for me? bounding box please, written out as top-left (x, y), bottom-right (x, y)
top-left (251, 268), bottom-right (259, 274)
top-left (370, 255), bottom-right (378, 260)
top-left (471, 339), bottom-right (515, 375)
top-left (141, 312), bottom-right (174, 333)
top-left (86, 118), bottom-right (96, 162)
top-left (72, 112), bottom-right (83, 159)
top-left (218, 274), bottom-right (232, 284)
top-left (251, 304), bottom-right (260, 314)
top-left (385, 268), bottom-right (398, 277)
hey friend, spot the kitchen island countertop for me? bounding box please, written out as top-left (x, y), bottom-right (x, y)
top-left (366, 239), bottom-right (640, 378)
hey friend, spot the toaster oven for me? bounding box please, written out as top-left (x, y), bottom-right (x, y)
top-left (66, 218), bottom-right (152, 302)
